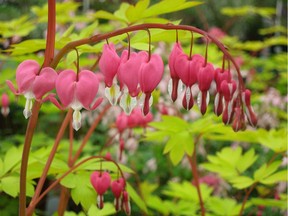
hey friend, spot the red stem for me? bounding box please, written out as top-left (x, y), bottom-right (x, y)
top-left (27, 109), bottom-right (72, 216)
top-left (19, 0), bottom-right (56, 215)
top-left (188, 149), bottom-right (205, 216)
top-left (19, 101), bottom-right (41, 216)
top-left (31, 156), bottom-right (126, 208)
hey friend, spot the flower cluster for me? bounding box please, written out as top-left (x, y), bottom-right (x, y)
top-left (90, 171), bottom-right (130, 214)
top-left (7, 60), bottom-right (102, 130)
top-left (116, 108), bottom-right (153, 160)
top-left (168, 42), bottom-right (257, 131)
top-left (99, 43), bottom-right (164, 116)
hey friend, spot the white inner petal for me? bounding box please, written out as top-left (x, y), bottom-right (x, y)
top-left (72, 109), bottom-right (82, 131)
top-left (105, 84), bottom-right (121, 105)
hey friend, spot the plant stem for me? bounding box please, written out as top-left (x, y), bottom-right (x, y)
top-left (32, 156), bottom-right (125, 208)
top-left (57, 187), bottom-right (70, 216)
top-left (238, 183), bottom-right (256, 216)
top-left (19, 101), bottom-right (41, 216)
top-left (27, 109), bottom-right (72, 216)
top-left (188, 149), bottom-right (205, 216)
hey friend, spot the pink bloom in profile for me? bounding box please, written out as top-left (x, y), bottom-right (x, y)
top-left (6, 60), bottom-right (57, 118)
top-left (54, 69), bottom-right (102, 130)
top-left (1, 93), bottom-right (10, 117)
top-left (168, 42), bottom-right (183, 102)
top-left (232, 107), bottom-right (246, 132)
top-left (122, 190), bottom-right (131, 215)
top-left (90, 171), bottom-right (111, 209)
top-left (220, 80), bottom-right (237, 124)
top-left (242, 89), bottom-right (257, 127)
top-left (139, 54), bottom-right (164, 115)
top-left (99, 43), bottom-right (120, 87)
top-left (197, 63), bottom-right (215, 115)
top-left (116, 112), bottom-right (128, 133)
top-left (111, 178), bottom-right (125, 211)
top-left (174, 54), bottom-right (204, 110)
top-left (214, 68), bottom-right (229, 116)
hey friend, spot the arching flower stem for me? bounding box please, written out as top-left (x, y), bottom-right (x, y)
top-left (50, 23), bottom-right (245, 90)
top-left (189, 31), bottom-right (194, 60)
top-left (28, 156), bottom-right (126, 211)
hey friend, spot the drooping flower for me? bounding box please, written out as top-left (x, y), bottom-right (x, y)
top-left (214, 68), bottom-right (229, 116)
top-left (232, 107), bottom-right (246, 132)
top-left (174, 54), bottom-right (204, 110)
top-left (54, 69), bottom-right (102, 130)
top-left (118, 50), bottom-right (147, 114)
top-left (99, 43), bottom-right (120, 87)
top-left (122, 190), bottom-right (131, 215)
top-left (6, 60), bottom-right (57, 118)
top-left (139, 53), bottom-right (164, 115)
top-left (1, 93), bottom-right (10, 117)
top-left (197, 62), bottom-right (215, 114)
top-left (168, 42), bottom-right (183, 102)
top-left (90, 171), bottom-right (111, 209)
top-left (242, 89), bottom-right (257, 127)
top-left (220, 80), bottom-right (237, 124)
top-left (111, 178), bottom-right (125, 211)
top-left (99, 43), bottom-right (121, 105)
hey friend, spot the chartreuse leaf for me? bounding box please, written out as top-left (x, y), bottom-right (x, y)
top-left (126, 183), bottom-right (148, 214)
top-left (236, 148), bottom-right (258, 173)
top-left (260, 170), bottom-right (287, 185)
top-left (149, 115), bottom-right (189, 132)
top-left (221, 6), bottom-right (275, 18)
top-left (143, 0), bottom-right (202, 18)
top-left (87, 203), bottom-right (116, 216)
top-left (207, 197), bottom-right (243, 216)
top-left (250, 198), bottom-right (287, 210)
top-left (67, 172), bottom-right (97, 210)
top-left (0, 159), bottom-right (4, 177)
top-left (146, 196), bottom-right (170, 215)
top-left (228, 176), bottom-right (254, 189)
top-left (1, 176), bottom-right (34, 197)
top-left (126, 0), bottom-right (150, 23)
top-left (253, 161), bottom-right (282, 181)
top-left (4, 146), bottom-right (22, 173)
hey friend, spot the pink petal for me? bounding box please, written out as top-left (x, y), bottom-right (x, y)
top-left (16, 60), bottom-right (39, 93)
top-left (76, 70), bottom-right (99, 109)
top-left (118, 50), bottom-right (147, 97)
top-left (168, 42), bottom-right (183, 79)
top-left (139, 54), bottom-right (164, 94)
top-left (33, 67), bottom-right (58, 99)
top-left (99, 43), bottom-right (120, 87)
top-left (56, 70), bottom-right (77, 107)
top-left (197, 63), bottom-right (215, 91)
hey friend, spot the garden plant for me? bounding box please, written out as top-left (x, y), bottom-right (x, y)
top-left (0, 0), bottom-right (287, 216)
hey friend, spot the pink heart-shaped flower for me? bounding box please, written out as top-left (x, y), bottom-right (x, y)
top-left (99, 43), bottom-right (120, 87)
top-left (90, 171), bottom-right (111, 195)
top-left (111, 178), bottom-right (125, 198)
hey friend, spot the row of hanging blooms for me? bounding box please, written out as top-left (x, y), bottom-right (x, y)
top-left (6, 29), bottom-right (257, 132)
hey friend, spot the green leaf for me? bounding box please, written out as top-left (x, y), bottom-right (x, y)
top-left (228, 176), bottom-right (254, 189)
top-left (250, 198), bottom-right (287, 210)
top-left (87, 203), bottom-right (116, 216)
top-left (4, 146), bottom-right (22, 173)
top-left (126, 0), bottom-right (150, 23)
top-left (207, 197), bottom-right (243, 216)
top-left (0, 159), bottom-right (4, 177)
top-left (126, 183), bottom-right (148, 214)
top-left (260, 170), bottom-right (287, 185)
top-left (70, 172), bottom-right (97, 210)
top-left (254, 161), bottom-right (281, 181)
top-left (1, 176), bottom-right (19, 197)
top-left (169, 143), bottom-right (185, 165)
top-left (143, 0), bottom-right (203, 18)
top-left (236, 148), bottom-right (258, 173)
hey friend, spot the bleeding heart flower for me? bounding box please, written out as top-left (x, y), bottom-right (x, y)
top-left (99, 43), bottom-right (120, 88)
top-left (139, 54), bottom-right (164, 115)
top-left (1, 93), bottom-right (10, 117)
top-left (116, 112), bottom-right (128, 133)
top-left (174, 54), bottom-right (204, 110)
top-left (111, 178), bottom-right (125, 211)
top-left (197, 63), bottom-right (215, 115)
top-left (232, 107), bottom-right (246, 132)
top-left (242, 89), bottom-right (257, 127)
top-left (168, 42), bottom-right (183, 102)
top-left (122, 190), bottom-right (131, 215)
top-left (55, 69), bottom-right (102, 130)
top-left (214, 68), bottom-right (229, 116)
top-left (6, 60), bottom-right (57, 119)
top-left (117, 51), bottom-right (147, 114)
top-left (90, 171), bottom-right (111, 209)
